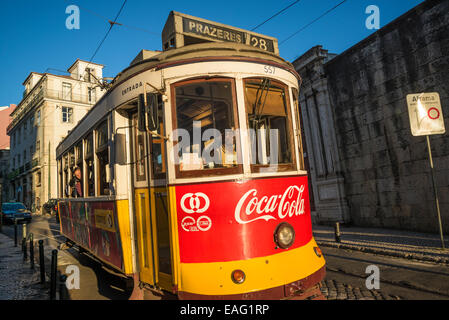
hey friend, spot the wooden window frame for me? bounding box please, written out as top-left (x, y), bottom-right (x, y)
top-left (243, 77), bottom-right (297, 173)
top-left (171, 77), bottom-right (243, 179)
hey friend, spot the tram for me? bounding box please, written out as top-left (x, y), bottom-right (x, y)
top-left (55, 11), bottom-right (326, 300)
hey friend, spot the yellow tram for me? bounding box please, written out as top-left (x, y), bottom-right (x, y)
top-left (56, 11), bottom-right (326, 300)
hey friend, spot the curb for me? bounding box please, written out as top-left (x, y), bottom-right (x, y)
top-left (316, 240), bottom-right (449, 265)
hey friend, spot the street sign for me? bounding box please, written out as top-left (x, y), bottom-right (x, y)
top-left (406, 92), bottom-right (446, 249)
top-left (407, 92), bottom-right (445, 136)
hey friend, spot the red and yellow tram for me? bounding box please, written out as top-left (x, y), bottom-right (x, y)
top-left (55, 11), bottom-right (325, 300)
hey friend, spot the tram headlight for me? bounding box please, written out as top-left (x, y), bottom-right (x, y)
top-left (274, 222), bottom-right (295, 249)
top-left (231, 270), bottom-right (246, 284)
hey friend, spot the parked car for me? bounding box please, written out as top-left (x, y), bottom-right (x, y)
top-left (0, 202), bottom-right (32, 224)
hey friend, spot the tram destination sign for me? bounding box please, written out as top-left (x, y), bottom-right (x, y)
top-left (162, 11), bottom-right (279, 55)
top-left (407, 92), bottom-right (445, 136)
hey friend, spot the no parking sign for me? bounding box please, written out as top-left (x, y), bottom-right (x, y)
top-left (406, 92), bottom-right (446, 249)
top-left (407, 92), bottom-right (445, 136)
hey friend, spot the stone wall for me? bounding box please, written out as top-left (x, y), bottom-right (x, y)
top-left (324, 0), bottom-right (449, 233)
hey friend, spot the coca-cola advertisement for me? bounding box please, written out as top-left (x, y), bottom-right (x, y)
top-left (175, 175), bottom-right (312, 263)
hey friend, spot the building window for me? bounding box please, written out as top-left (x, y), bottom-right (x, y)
top-left (62, 107), bottom-right (73, 123)
top-left (36, 140), bottom-right (40, 155)
top-left (23, 150), bottom-right (26, 163)
top-left (96, 121), bottom-right (110, 195)
top-left (62, 82), bottom-right (72, 100)
top-left (36, 171), bottom-right (41, 186)
top-left (88, 87), bottom-right (96, 103)
top-left (18, 154), bottom-right (21, 166)
top-left (36, 110), bottom-right (41, 125)
top-left (84, 68), bottom-right (96, 83)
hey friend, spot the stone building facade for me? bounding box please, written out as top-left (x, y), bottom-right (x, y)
top-left (7, 59), bottom-right (105, 212)
top-left (0, 105), bottom-right (15, 204)
top-left (293, 0), bottom-right (449, 233)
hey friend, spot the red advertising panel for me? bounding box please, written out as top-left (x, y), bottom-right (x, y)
top-left (59, 200), bottom-right (123, 271)
top-left (175, 175), bottom-right (312, 263)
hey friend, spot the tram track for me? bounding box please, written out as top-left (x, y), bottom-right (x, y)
top-left (322, 246), bottom-right (449, 300)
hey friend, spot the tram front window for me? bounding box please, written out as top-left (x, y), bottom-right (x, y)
top-left (244, 78), bottom-right (294, 170)
top-left (174, 79), bottom-right (238, 173)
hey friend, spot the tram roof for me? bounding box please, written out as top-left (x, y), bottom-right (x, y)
top-left (56, 42), bottom-right (299, 157)
top-left (111, 42), bottom-right (294, 88)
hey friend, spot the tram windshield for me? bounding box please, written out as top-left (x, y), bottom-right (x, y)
top-left (244, 78), bottom-right (293, 167)
top-left (174, 79), bottom-right (238, 172)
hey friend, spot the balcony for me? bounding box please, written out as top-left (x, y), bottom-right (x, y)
top-left (7, 158), bottom-right (39, 181)
top-left (45, 88), bottom-right (95, 104)
top-left (8, 87), bottom-right (96, 132)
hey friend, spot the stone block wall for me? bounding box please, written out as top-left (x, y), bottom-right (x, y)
top-left (324, 0), bottom-right (449, 233)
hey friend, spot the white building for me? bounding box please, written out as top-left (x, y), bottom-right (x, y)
top-left (7, 59), bottom-right (105, 212)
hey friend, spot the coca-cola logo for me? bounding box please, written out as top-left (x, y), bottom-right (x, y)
top-left (234, 185), bottom-right (305, 224)
top-left (180, 192), bottom-right (210, 214)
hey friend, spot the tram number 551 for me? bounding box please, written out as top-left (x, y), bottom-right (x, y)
top-left (264, 65), bottom-right (276, 75)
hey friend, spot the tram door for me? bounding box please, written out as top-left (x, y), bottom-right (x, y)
top-left (148, 99), bottom-right (173, 290)
top-left (132, 113), bottom-right (155, 285)
top-left (131, 103), bottom-right (173, 290)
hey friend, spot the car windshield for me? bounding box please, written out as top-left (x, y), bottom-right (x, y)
top-left (2, 203), bottom-right (26, 211)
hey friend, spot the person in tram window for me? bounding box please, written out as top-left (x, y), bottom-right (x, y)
top-left (69, 166), bottom-right (83, 198)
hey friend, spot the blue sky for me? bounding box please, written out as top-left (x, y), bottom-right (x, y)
top-left (0, 0), bottom-right (424, 106)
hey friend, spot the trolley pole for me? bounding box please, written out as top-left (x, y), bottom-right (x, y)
top-left (426, 136), bottom-right (445, 249)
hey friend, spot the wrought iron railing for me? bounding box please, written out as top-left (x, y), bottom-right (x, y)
top-left (8, 87), bottom-right (96, 132)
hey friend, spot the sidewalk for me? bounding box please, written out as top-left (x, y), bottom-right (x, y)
top-left (0, 232), bottom-right (48, 300)
top-left (313, 224), bottom-right (449, 264)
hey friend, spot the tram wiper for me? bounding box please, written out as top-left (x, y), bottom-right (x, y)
top-left (250, 78), bottom-right (271, 127)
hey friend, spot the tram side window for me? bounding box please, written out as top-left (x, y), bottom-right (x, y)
top-left (96, 121), bottom-right (110, 195)
top-left (133, 114), bottom-right (146, 182)
top-left (58, 159), bottom-right (63, 198)
top-left (174, 79), bottom-right (238, 173)
top-left (244, 78), bottom-right (294, 170)
top-left (85, 133), bottom-right (95, 197)
top-left (63, 154), bottom-right (69, 197)
top-left (151, 95), bottom-right (166, 178)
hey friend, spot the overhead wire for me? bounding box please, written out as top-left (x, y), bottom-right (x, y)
top-left (280, 0), bottom-right (348, 45)
top-left (251, 0), bottom-right (302, 31)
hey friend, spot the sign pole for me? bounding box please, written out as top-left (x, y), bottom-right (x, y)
top-left (426, 135), bottom-right (445, 249)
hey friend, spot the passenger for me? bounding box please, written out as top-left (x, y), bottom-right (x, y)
top-left (69, 167), bottom-right (83, 198)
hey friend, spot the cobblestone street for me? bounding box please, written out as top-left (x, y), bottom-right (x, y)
top-left (320, 279), bottom-right (401, 300)
top-left (0, 232), bottom-right (47, 300)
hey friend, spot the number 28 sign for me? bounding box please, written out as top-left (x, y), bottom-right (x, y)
top-left (407, 92), bottom-right (445, 136)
